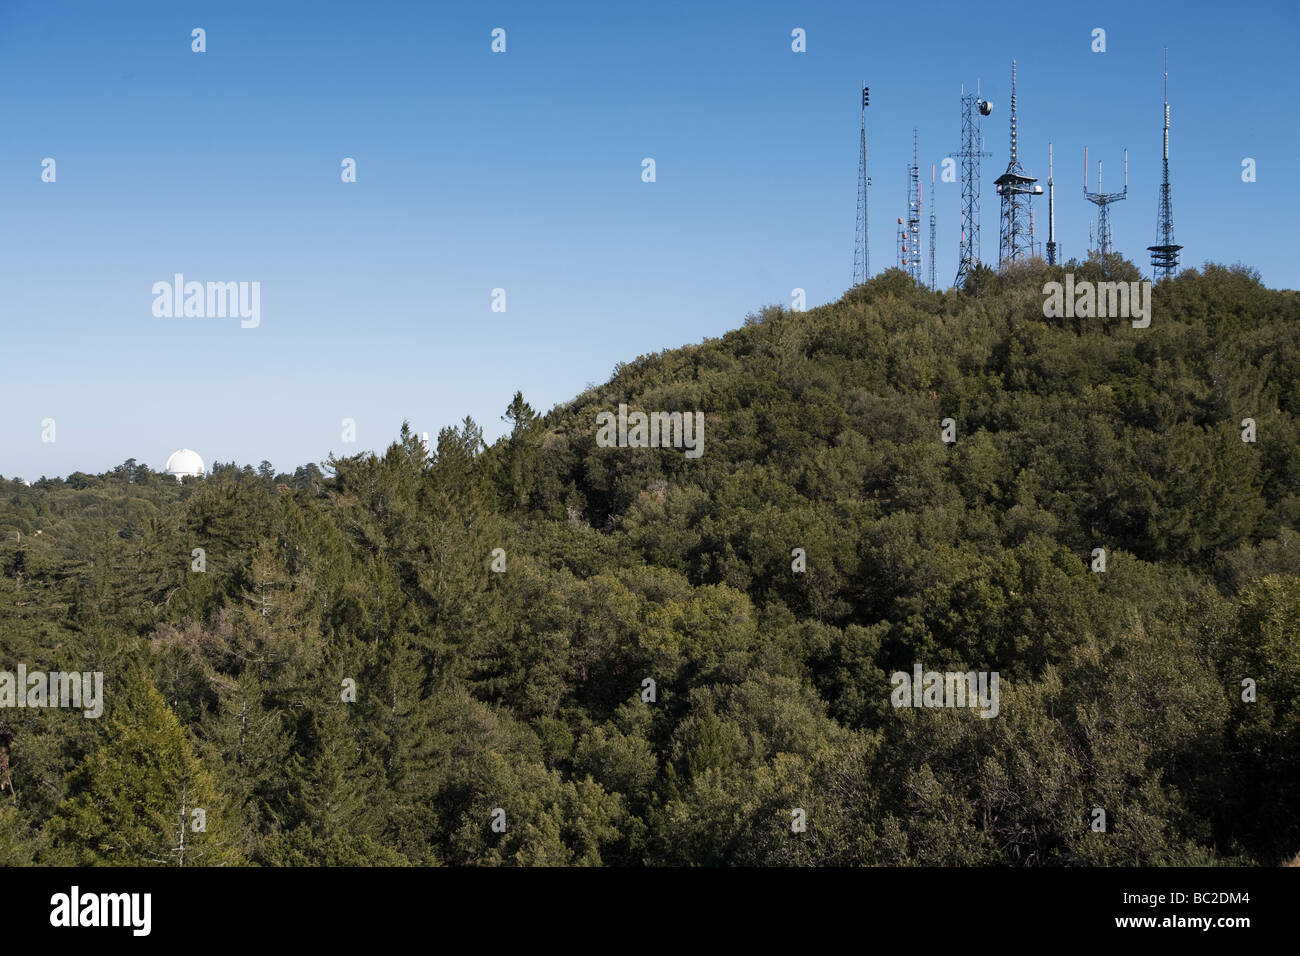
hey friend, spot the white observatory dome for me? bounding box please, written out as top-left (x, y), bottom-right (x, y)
top-left (165, 448), bottom-right (205, 481)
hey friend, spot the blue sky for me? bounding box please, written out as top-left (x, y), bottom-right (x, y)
top-left (1, 0), bottom-right (1295, 479)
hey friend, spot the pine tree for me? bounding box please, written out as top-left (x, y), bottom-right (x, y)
top-left (45, 669), bottom-right (244, 865)
top-left (499, 391), bottom-right (541, 509)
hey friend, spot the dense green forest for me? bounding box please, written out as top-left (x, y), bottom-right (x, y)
top-left (2, 255), bottom-right (1298, 866)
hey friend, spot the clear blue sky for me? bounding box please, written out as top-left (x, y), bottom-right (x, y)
top-left (1, 0), bottom-right (1295, 479)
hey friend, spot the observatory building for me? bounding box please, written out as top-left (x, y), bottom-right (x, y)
top-left (165, 448), bottom-right (205, 481)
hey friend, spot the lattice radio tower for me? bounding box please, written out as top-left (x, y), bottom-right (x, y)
top-left (1046, 142), bottom-right (1058, 265)
top-left (1083, 146), bottom-right (1128, 256)
top-left (952, 83), bottom-right (992, 288)
top-left (896, 209), bottom-right (906, 271)
top-left (1147, 50), bottom-right (1182, 280)
top-left (853, 85), bottom-right (871, 286)
top-left (994, 60), bottom-right (1041, 267)
top-left (901, 130), bottom-right (922, 283)
top-left (929, 165), bottom-right (937, 289)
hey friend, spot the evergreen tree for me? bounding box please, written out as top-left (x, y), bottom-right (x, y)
top-left (46, 669), bottom-right (243, 866)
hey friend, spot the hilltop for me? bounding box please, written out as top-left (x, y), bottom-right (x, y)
top-left (2, 255), bottom-right (1298, 866)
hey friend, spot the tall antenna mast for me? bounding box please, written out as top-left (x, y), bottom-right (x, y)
top-left (897, 211), bottom-right (906, 271)
top-left (952, 82), bottom-right (992, 287)
top-left (903, 129), bottom-right (922, 284)
top-left (995, 60), bottom-right (1042, 267)
top-left (929, 164), bottom-right (937, 289)
top-left (918, 177), bottom-right (924, 281)
top-left (853, 85), bottom-right (871, 285)
top-left (1147, 49), bottom-right (1182, 280)
top-left (1046, 142), bottom-right (1058, 265)
top-left (1083, 145), bottom-right (1128, 256)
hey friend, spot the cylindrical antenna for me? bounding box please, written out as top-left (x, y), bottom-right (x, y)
top-left (1009, 59), bottom-right (1018, 164)
top-left (1163, 50), bottom-right (1170, 161)
top-left (1048, 143), bottom-right (1056, 253)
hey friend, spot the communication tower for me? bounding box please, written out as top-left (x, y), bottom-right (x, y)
top-left (994, 61), bottom-right (1042, 266)
top-left (952, 84), bottom-right (992, 287)
top-left (1083, 146), bottom-right (1128, 256)
top-left (853, 86), bottom-right (871, 285)
top-left (1147, 51), bottom-right (1182, 279)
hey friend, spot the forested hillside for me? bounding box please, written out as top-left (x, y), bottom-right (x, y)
top-left (2, 255), bottom-right (1298, 866)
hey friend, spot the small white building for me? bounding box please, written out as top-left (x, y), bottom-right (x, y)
top-left (165, 448), bottom-right (205, 481)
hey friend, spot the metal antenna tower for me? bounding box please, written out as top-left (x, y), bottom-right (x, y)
top-left (853, 85), bottom-right (871, 285)
top-left (902, 129), bottom-right (922, 283)
top-left (1083, 146), bottom-right (1128, 256)
top-left (952, 83), bottom-right (992, 288)
top-left (896, 213), bottom-right (906, 269)
top-left (994, 60), bottom-right (1041, 267)
top-left (917, 177), bottom-right (925, 282)
top-left (1046, 142), bottom-right (1058, 265)
top-left (929, 164), bottom-right (937, 289)
top-left (1147, 50), bottom-right (1182, 280)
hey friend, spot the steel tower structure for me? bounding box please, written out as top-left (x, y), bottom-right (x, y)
top-left (994, 61), bottom-right (1041, 267)
top-left (1147, 51), bottom-right (1182, 280)
top-left (952, 84), bottom-right (992, 288)
top-left (896, 212), bottom-right (906, 270)
top-left (902, 130), bottom-right (922, 283)
top-left (929, 165), bottom-right (937, 289)
top-left (1046, 143), bottom-right (1058, 265)
top-left (853, 85), bottom-right (871, 286)
top-left (896, 179), bottom-right (903, 269)
top-left (1083, 147), bottom-right (1128, 256)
